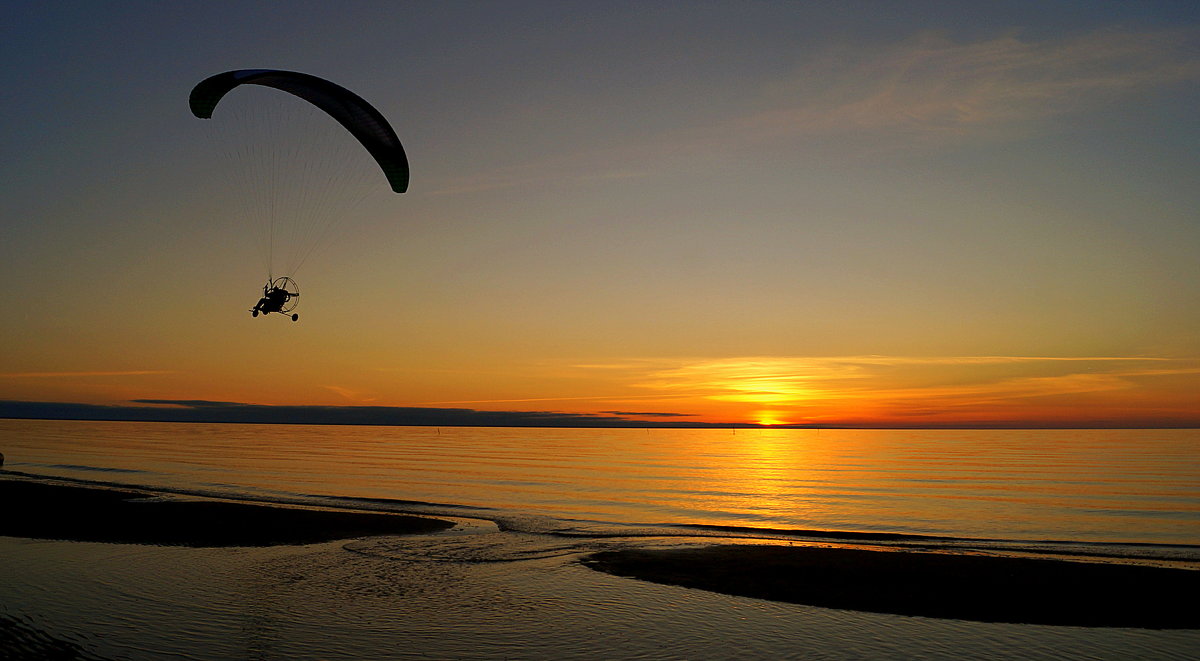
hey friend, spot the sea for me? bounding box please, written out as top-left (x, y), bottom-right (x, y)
top-left (2, 419), bottom-right (1198, 660)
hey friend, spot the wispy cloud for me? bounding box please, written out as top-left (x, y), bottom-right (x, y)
top-left (601, 410), bottom-right (694, 418)
top-left (740, 27), bottom-right (1200, 140)
top-left (419, 393), bottom-right (690, 406)
top-left (0, 370), bottom-right (172, 378)
top-left (431, 27), bottom-right (1199, 195)
top-left (323, 385), bottom-right (378, 403)
top-left (602, 355), bottom-right (1200, 422)
top-left (404, 353), bottom-right (1200, 425)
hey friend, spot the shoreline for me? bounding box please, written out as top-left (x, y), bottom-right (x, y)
top-left (583, 544), bottom-right (1200, 629)
top-left (0, 477), bottom-right (454, 547)
top-left (4, 474), bottom-right (1199, 629)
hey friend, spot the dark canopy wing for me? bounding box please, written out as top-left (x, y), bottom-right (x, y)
top-left (190, 69), bottom-right (409, 193)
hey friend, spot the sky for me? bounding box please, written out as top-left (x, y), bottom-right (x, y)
top-left (2, 1), bottom-right (1198, 427)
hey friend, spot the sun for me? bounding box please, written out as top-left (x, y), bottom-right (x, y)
top-left (754, 411), bottom-right (790, 426)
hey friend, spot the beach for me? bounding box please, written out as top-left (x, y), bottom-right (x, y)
top-left (7, 477), bottom-right (1197, 628)
top-left (3, 423), bottom-right (1199, 659)
top-left (5, 477), bottom-right (1199, 637)
top-left (1, 477), bottom-right (453, 547)
top-left (583, 545), bottom-right (1200, 629)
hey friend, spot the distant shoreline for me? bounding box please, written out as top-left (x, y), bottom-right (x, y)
top-left (3, 405), bottom-right (1197, 429)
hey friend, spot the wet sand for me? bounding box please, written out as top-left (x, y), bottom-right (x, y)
top-left (1, 613), bottom-right (104, 661)
top-left (583, 544), bottom-right (1200, 628)
top-left (4, 477), bottom-right (1197, 630)
top-left (0, 478), bottom-right (454, 547)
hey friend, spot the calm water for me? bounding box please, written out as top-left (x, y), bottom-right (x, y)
top-left (2, 419), bottom-right (1197, 546)
top-left (2, 419), bottom-right (1199, 660)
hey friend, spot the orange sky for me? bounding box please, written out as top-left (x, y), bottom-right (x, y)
top-left (2, 353), bottom-right (1197, 427)
top-left (3, 5), bottom-right (1199, 428)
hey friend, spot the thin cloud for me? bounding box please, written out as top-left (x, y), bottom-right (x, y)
top-left (0, 370), bottom-right (173, 378)
top-left (858, 372), bottom-right (1134, 405)
top-left (600, 410), bottom-right (694, 418)
top-left (133, 399), bottom-right (243, 407)
top-left (420, 393), bottom-right (692, 406)
top-left (741, 27), bottom-right (1200, 140)
top-left (622, 355), bottom-right (1200, 410)
top-left (433, 26), bottom-right (1200, 195)
top-left (323, 385), bottom-right (378, 403)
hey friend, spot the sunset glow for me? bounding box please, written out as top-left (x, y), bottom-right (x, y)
top-left (5, 6), bottom-right (1200, 659)
top-left (2, 4), bottom-right (1198, 429)
top-left (754, 412), bottom-right (791, 427)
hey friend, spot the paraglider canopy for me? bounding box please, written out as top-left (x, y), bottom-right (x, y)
top-left (189, 69), bottom-right (409, 194)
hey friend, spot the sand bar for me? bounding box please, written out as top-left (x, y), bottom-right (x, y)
top-left (6, 476), bottom-right (1198, 629)
top-left (1, 477), bottom-right (454, 547)
top-left (583, 544), bottom-right (1200, 628)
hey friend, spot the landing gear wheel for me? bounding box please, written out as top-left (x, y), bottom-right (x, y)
top-left (252, 309), bottom-right (259, 317)
top-left (291, 313), bottom-right (299, 322)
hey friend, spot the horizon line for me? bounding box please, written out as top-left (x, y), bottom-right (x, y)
top-left (0, 400), bottom-right (1196, 431)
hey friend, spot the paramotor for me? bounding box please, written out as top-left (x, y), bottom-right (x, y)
top-left (190, 69), bottom-right (408, 321)
top-left (251, 276), bottom-right (300, 321)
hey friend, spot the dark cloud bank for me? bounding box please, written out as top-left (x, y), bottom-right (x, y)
top-left (0, 399), bottom-right (751, 428)
top-left (2, 401), bottom-right (1190, 429)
